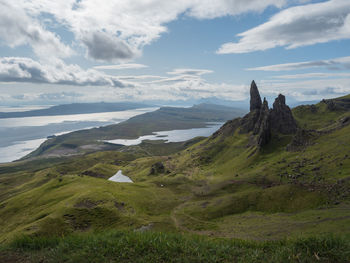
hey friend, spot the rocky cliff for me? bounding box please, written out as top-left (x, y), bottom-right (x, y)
top-left (214, 80), bottom-right (298, 148)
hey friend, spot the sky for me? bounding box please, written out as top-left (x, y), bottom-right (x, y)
top-left (0, 0), bottom-right (350, 106)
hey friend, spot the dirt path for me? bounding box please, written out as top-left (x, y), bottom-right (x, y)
top-left (170, 196), bottom-right (217, 236)
top-left (170, 196), bottom-right (192, 232)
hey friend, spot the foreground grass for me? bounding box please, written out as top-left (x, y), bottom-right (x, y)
top-left (1, 231), bottom-right (349, 263)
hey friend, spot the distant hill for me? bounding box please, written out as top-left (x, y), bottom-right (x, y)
top-left (0, 102), bottom-right (152, 118)
top-left (139, 97), bottom-right (323, 110)
top-left (24, 103), bottom-right (246, 159)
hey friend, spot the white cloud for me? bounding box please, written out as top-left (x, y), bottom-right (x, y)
top-left (271, 72), bottom-right (350, 79)
top-left (117, 75), bottom-right (165, 80)
top-left (93, 64), bottom-right (148, 70)
top-left (8, 0), bottom-right (285, 62)
top-left (260, 78), bottom-right (350, 100)
top-left (138, 70), bottom-right (248, 101)
top-left (167, 68), bottom-right (214, 76)
top-left (217, 0), bottom-right (350, 54)
top-left (186, 0), bottom-right (285, 19)
top-left (0, 57), bottom-right (130, 87)
top-left (0, 1), bottom-right (73, 59)
top-left (247, 56), bottom-right (350, 71)
top-left (0, 57), bottom-right (247, 102)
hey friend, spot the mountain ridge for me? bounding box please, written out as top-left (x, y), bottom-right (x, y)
top-left (0, 102), bottom-right (152, 119)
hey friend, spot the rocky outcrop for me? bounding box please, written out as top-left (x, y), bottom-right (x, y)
top-left (240, 109), bottom-right (260, 134)
top-left (213, 80), bottom-right (298, 148)
top-left (239, 81), bottom-right (297, 147)
top-left (322, 97), bottom-right (350, 111)
top-left (250, 80), bottom-right (262, 111)
top-left (254, 98), bottom-right (271, 147)
top-left (240, 81), bottom-right (262, 134)
top-left (270, 94), bottom-right (298, 134)
top-left (150, 162), bottom-right (165, 175)
top-left (286, 129), bottom-right (316, 152)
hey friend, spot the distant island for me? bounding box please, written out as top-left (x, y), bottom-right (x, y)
top-left (0, 102), bottom-right (152, 118)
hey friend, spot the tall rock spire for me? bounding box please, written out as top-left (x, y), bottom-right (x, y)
top-left (270, 94), bottom-right (298, 134)
top-left (240, 81), bottom-right (298, 148)
top-left (250, 80), bottom-right (262, 111)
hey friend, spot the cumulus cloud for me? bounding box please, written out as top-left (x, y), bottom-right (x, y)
top-left (9, 0), bottom-right (285, 62)
top-left (271, 72), bottom-right (350, 79)
top-left (259, 78), bottom-right (350, 100)
top-left (93, 64), bottom-right (148, 70)
top-left (217, 0), bottom-right (350, 54)
top-left (0, 57), bottom-right (129, 87)
top-left (0, 1), bottom-right (73, 59)
top-left (247, 56), bottom-right (350, 71)
top-left (0, 57), bottom-right (245, 102)
top-left (81, 32), bottom-right (137, 62)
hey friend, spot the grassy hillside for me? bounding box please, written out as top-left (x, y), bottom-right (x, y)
top-left (0, 94), bottom-right (349, 261)
top-left (293, 95), bottom-right (350, 130)
top-left (1, 231), bottom-right (349, 262)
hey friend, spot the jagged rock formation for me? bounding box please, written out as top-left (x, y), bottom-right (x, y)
top-left (211, 80), bottom-right (298, 148)
top-left (240, 81), bottom-right (264, 134)
top-left (240, 81), bottom-right (297, 147)
top-left (254, 98), bottom-right (271, 147)
top-left (270, 94), bottom-right (298, 134)
top-left (250, 80), bottom-right (262, 111)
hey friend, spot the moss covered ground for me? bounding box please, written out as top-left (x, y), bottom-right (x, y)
top-left (1, 231), bottom-right (349, 263)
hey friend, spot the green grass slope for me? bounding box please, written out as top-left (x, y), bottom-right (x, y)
top-left (0, 94), bottom-right (349, 261)
top-left (293, 95), bottom-right (350, 129)
top-left (122, 94), bottom-right (350, 239)
top-left (1, 231), bottom-right (349, 263)
top-left (0, 151), bottom-right (182, 243)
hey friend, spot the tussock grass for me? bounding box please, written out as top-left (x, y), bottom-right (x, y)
top-left (3, 231), bottom-right (350, 263)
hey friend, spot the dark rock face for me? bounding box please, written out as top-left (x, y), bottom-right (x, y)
top-left (240, 81), bottom-right (264, 134)
top-left (286, 129), bottom-right (316, 152)
top-left (322, 98), bottom-right (350, 111)
top-left (239, 82), bottom-right (297, 147)
top-left (241, 96), bottom-right (271, 147)
top-left (250, 80), bottom-right (262, 111)
top-left (214, 81), bottom-right (298, 148)
top-left (254, 98), bottom-right (271, 147)
top-left (150, 162), bottom-right (165, 175)
top-left (239, 109), bottom-right (260, 134)
top-left (270, 94), bottom-right (298, 134)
